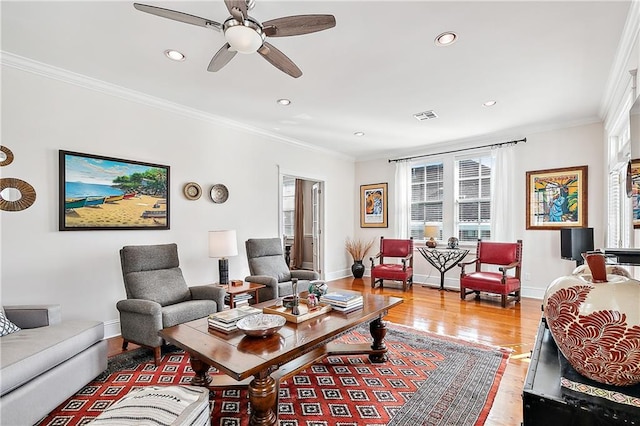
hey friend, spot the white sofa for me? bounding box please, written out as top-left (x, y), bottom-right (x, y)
top-left (0, 305), bottom-right (107, 425)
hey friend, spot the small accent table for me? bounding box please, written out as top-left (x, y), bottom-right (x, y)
top-left (417, 247), bottom-right (469, 290)
top-left (218, 282), bottom-right (265, 308)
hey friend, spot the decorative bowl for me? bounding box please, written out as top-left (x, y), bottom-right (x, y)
top-left (282, 295), bottom-right (299, 309)
top-left (309, 280), bottom-right (328, 297)
top-left (236, 314), bottom-right (286, 338)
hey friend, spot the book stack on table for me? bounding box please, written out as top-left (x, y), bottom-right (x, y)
top-left (320, 292), bottom-right (364, 313)
top-left (208, 305), bottom-right (262, 333)
top-left (224, 293), bottom-right (252, 307)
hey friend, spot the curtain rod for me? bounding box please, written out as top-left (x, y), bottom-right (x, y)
top-left (388, 137), bottom-right (527, 163)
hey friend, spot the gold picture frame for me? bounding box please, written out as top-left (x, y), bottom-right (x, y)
top-left (631, 159), bottom-right (640, 228)
top-left (526, 165), bottom-right (588, 230)
top-left (360, 183), bottom-right (388, 228)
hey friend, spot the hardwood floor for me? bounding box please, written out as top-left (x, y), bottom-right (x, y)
top-left (107, 277), bottom-right (541, 426)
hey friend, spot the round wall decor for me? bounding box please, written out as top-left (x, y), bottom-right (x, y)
top-left (0, 146), bottom-right (14, 167)
top-left (210, 184), bottom-right (229, 204)
top-left (183, 182), bottom-right (202, 200)
top-left (0, 177), bottom-right (37, 211)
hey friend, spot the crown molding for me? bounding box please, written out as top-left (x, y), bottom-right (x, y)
top-left (600, 0), bottom-right (640, 126)
top-left (0, 51), bottom-right (353, 162)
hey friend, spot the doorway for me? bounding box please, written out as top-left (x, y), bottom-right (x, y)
top-left (280, 171), bottom-right (324, 277)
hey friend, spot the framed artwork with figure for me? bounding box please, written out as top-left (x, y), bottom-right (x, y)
top-left (526, 165), bottom-right (588, 230)
top-left (631, 159), bottom-right (640, 228)
top-left (360, 182), bottom-right (388, 228)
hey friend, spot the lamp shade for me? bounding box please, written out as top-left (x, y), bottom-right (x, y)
top-left (423, 225), bottom-right (439, 239)
top-left (208, 230), bottom-right (238, 258)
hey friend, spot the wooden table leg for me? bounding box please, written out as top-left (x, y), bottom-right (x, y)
top-left (368, 317), bottom-right (388, 363)
top-left (248, 372), bottom-right (278, 426)
top-left (189, 355), bottom-right (213, 386)
top-left (228, 293), bottom-right (235, 309)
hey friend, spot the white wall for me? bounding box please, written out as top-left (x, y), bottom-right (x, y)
top-left (354, 122), bottom-right (606, 298)
top-left (0, 66), bottom-right (355, 336)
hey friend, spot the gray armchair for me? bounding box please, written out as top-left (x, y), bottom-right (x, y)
top-left (245, 238), bottom-right (319, 301)
top-left (116, 243), bottom-right (226, 365)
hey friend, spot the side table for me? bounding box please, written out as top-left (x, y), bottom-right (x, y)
top-left (417, 247), bottom-right (469, 290)
top-left (218, 282), bottom-right (266, 308)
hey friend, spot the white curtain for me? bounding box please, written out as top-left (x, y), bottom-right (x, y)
top-left (490, 145), bottom-right (516, 242)
top-left (394, 161), bottom-right (410, 238)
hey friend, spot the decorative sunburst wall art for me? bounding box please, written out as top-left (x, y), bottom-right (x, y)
top-left (0, 146), bottom-right (14, 167)
top-left (0, 177), bottom-right (37, 212)
top-left (0, 146), bottom-right (37, 212)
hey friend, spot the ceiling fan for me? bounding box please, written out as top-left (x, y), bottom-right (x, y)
top-left (133, 0), bottom-right (336, 78)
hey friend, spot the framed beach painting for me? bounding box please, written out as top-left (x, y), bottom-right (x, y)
top-left (360, 182), bottom-right (388, 228)
top-left (526, 165), bottom-right (587, 230)
top-left (632, 159), bottom-right (640, 228)
top-left (59, 150), bottom-right (170, 230)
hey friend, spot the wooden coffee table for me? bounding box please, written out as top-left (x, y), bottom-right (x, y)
top-left (159, 292), bottom-right (403, 426)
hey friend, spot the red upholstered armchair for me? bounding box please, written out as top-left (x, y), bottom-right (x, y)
top-left (370, 237), bottom-right (414, 291)
top-left (458, 239), bottom-right (522, 308)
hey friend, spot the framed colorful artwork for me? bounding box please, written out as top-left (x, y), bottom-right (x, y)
top-left (360, 182), bottom-right (388, 228)
top-left (526, 165), bottom-right (588, 230)
top-left (59, 150), bottom-right (170, 230)
top-left (631, 159), bottom-right (640, 228)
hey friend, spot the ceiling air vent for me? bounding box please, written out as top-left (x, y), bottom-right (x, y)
top-left (413, 110), bottom-right (438, 121)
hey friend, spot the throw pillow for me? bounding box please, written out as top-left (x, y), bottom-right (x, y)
top-left (0, 310), bottom-right (21, 336)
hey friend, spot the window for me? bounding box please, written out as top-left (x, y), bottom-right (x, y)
top-left (282, 177), bottom-right (295, 238)
top-left (607, 168), bottom-right (622, 247)
top-left (410, 162), bottom-right (443, 239)
top-left (456, 156), bottom-right (492, 242)
top-left (408, 153), bottom-right (492, 244)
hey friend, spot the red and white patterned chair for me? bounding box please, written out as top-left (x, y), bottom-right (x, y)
top-left (370, 237), bottom-right (414, 291)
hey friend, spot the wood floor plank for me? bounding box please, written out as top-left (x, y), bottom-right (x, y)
top-left (107, 276), bottom-right (540, 425)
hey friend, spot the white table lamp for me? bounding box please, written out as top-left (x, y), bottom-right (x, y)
top-left (424, 225), bottom-right (439, 248)
top-left (208, 230), bottom-right (238, 285)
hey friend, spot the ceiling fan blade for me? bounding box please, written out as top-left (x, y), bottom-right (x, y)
top-left (258, 42), bottom-right (302, 78)
top-left (207, 43), bottom-right (238, 72)
top-left (224, 0), bottom-right (247, 21)
top-left (262, 15), bottom-right (336, 37)
top-left (133, 3), bottom-right (222, 31)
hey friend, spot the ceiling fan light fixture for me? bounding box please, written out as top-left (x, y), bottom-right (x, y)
top-left (164, 49), bottom-right (185, 61)
top-left (435, 32), bottom-right (458, 46)
top-left (224, 19), bottom-right (264, 54)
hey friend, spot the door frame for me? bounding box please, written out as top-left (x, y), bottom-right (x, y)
top-left (278, 167), bottom-right (325, 278)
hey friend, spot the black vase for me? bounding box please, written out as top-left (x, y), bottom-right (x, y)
top-left (351, 260), bottom-right (365, 278)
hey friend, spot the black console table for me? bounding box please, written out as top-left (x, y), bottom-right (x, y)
top-left (602, 248), bottom-right (640, 265)
top-left (523, 318), bottom-right (639, 425)
top-left (417, 247), bottom-right (469, 290)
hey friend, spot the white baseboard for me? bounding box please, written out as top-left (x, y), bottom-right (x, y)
top-left (103, 319), bottom-right (121, 339)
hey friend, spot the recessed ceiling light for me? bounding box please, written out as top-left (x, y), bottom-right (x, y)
top-left (435, 32), bottom-right (458, 46)
top-left (483, 100), bottom-right (497, 107)
top-left (277, 98), bottom-right (291, 106)
top-left (164, 49), bottom-right (185, 61)
top-left (354, 131), bottom-right (365, 137)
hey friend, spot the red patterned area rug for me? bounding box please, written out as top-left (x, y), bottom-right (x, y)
top-left (39, 323), bottom-right (509, 426)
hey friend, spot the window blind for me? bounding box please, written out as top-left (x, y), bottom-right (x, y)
top-left (456, 156), bottom-right (492, 241)
top-left (410, 163), bottom-right (443, 239)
